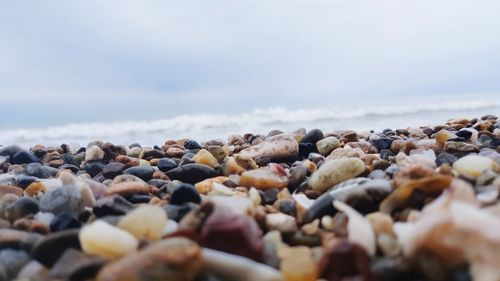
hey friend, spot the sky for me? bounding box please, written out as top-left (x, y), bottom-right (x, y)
top-left (1, 0), bottom-right (500, 128)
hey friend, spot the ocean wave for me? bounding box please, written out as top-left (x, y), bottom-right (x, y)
top-left (1, 98), bottom-right (499, 147)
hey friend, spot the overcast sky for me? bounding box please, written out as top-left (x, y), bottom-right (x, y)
top-left (1, 0), bottom-right (499, 128)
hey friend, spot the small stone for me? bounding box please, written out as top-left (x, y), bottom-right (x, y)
top-left (50, 211), bottom-right (82, 232)
top-left (444, 141), bottom-right (479, 153)
top-left (319, 239), bottom-right (373, 281)
top-left (5, 197), bottom-right (39, 222)
top-left (239, 164), bottom-right (288, 190)
top-left (26, 162), bottom-right (56, 178)
top-left (266, 213), bottom-right (297, 233)
top-left (157, 158), bottom-right (178, 172)
top-left (0, 184), bottom-right (23, 197)
top-left (170, 183), bottom-right (202, 205)
top-left (50, 249), bottom-right (106, 281)
top-left (436, 152), bottom-right (458, 166)
top-left (166, 163), bottom-right (218, 185)
top-left (193, 148), bottom-right (219, 167)
top-left (308, 158), bottom-right (365, 192)
top-left (165, 147), bottom-right (185, 158)
top-left (123, 166), bottom-right (155, 182)
top-left (184, 139), bottom-right (202, 150)
top-left (79, 220), bottom-right (138, 259)
top-left (300, 129), bottom-right (324, 145)
top-left (32, 229), bottom-right (81, 267)
top-left (93, 195), bottom-right (135, 217)
top-left (39, 185), bottom-right (84, 216)
top-left (279, 246), bottom-right (318, 281)
top-left (239, 133), bottom-right (299, 161)
top-left (85, 145), bottom-right (104, 161)
top-left (436, 130), bottom-right (457, 145)
top-left (102, 162), bottom-right (126, 179)
top-left (221, 156), bottom-right (246, 176)
top-left (208, 196), bottom-right (254, 216)
top-left (0, 249), bottom-right (31, 281)
top-left (0, 145), bottom-right (21, 157)
top-left (107, 181), bottom-right (149, 196)
top-left (11, 150), bottom-right (39, 164)
top-left (201, 209), bottom-right (264, 261)
top-left (453, 155), bottom-right (495, 177)
top-left (97, 237), bottom-right (202, 281)
top-left (306, 178), bottom-right (392, 222)
top-left (372, 138), bottom-right (394, 152)
top-left (316, 136), bottom-right (340, 156)
top-left (206, 145), bottom-right (228, 163)
top-left (117, 205), bottom-right (167, 240)
top-left (288, 165), bottom-right (308, 192)
top-left (366, 212), bottom-right (394, 236)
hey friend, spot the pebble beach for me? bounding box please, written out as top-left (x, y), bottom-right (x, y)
top-left (0, 114), bottom-right (499, 281)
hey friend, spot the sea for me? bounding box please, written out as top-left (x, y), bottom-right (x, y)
top-left (1, 94), bottom-right (499, 148)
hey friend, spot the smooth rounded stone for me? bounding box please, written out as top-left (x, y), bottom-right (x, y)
top-left (123, 166), bottom-right (155, 182)
top-left (166, 164), bottom-right (218, 185)
top-left (59, 163), bottom-right (80, 173)
top-left (50, 249), bottom-right (106, 281)
top-left (164, 203), bottom-right (197, 222)
top-left (202, 248), bottom-right (285, 281)
top-left (372, 138), bottom-right (394, 152)
top-left (0, 228), bottom-right (42, 250)
top-left (80, 220), bottom-right (138, 260)
top-left (193, 149), bottom-right (219, 168)
top-left (11, 150), bottom-right (39, 165)
top-left (0, 145), bottom-right (21, 157)
top-left (239, 133), bottom-right (299, 161)
top-left (157, 158), bottom-right (178, 172)
top-left (85, 145), bottom-right (104, 161)
top-left (107, 181), bottom-right (149, 196)
top-left (288, 165), bottom-right (308, 192)
top-left (26, 162), bottom-right (56, 179)
top-left (452, 155), bottom-right (495, 177)
top-left (455, 130), bottom-right (473, 140)
top-left (263, 188), bottom-right (279, 204)
top-left (444, 141), bottom-right (479, 153)
top-left (5, 197), bottom-right (39, 222)
top-left (101, 162), bottom-right (126, 179)
top-left (308, 158), bottom-right (365, 192)
top-left (50, 211), bottom-right (81, 232)
top-left (170, 183), bottom-right (202, 205)
top-left (207, 196), bottom-right (254, 216)
top-left (300, 129), bottom-right (324, 145)
top-left (298, 143), bottom-right (316, 158)
top-left (266, 213), bottom-right (297, 233)
top-left (201, 209), bottom-right (264, 261)
top-left (184, 140), bottom-right (202, 150)
top-left (31, 229), bottom-right (81, 267)
top-left (166, 147), bottom-right (185, 158)
top-left (0, 156), bottom-right (8, 167)
top-left (0, 249), bottom-right (30, 281)
top-left (316, 136), bottom-right (340, 156)
top-left (319, 239), bottom-right (373, 281)
top-left (206, 145), bottom-right (228, 163)
top-left (239, 164), bottom-right (288, 190)
top-left (14, 175), bottom-right (38, 189)
top-left (279, 246), bottom-right (318, 281)
top-left (93, 195), bottom-right (135, 217)
top-left (0, 185), bottom-right (23, 197)
top-left (96, 237), bottom-right (202, 281)
top-left (306, 178), bottom-right (392, 222)
top-left (83, 161), bottom-right (106, 177)
top-left (117, 205), bottom-right (167, 241)
top-left (39, 184), bottom-right (84, 216)
top-left (436, 152), bottom-right (458, 166)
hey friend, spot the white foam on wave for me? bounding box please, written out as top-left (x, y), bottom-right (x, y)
top-left (1, 97), bottom-right (499, 147)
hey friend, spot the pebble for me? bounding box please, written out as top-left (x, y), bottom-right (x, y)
top-left (93, 195), bottom-right (134, 217)
top-left (452, 155), bottom-right (495, 177)
top-left (50, 211), bottom-right (82, 232)
top-left (306, 178), bottom-right (392, 222)
top-left (31, 229), bottom-right (81, 267)
top-left (266, 213), bottom-right (297, 233)
top-left (5, 197), bottom-right (39, 222)
top-left (97, 237), bottom-right (202, 281)
top-left (50, 249), bottom-right (106, 281)
top-left (308, 158), bottom-right (365, 192)
top-left (240, 164), bottom-right (289, 190)
top-left (79, 220), bottom-right (138, 259)
top-left (0, 249), bottom-right (31, 281)
top-left (193, 148), bottom-right (219, 167)
top-left (85, 145), bottom-right (105, 161)
top-left (201, 209), bottom-right (264, 261)
top-left (123, 166), bottom-right (155, 182)
top-left (157, 157), bottom-right (178, 172)
top-left (279, 246), bottom-right (318, 281)
top-left (107, 180), bottom-right (149, 196)
top-left (170, 183), bottom-right (202, 205)
top-left (117, 205), bottom-right (167, 240)
top-left (11, 150), bottom-right (39, 164)
top-left (102, 162), bottom-right (126, 179)
top-left (239, 134), bottom-right (299, 161)
top-left (316, 136), bottom-right (341, 155)
top-left (166, 163), bottom-right (218, 184)
top-left (39, 184), bottom-right (84, 216)
top-left (444, 141), bottom-right (479, 153)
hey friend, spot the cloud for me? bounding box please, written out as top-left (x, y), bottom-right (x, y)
top-left (0, 0), bottom-right (499, 127)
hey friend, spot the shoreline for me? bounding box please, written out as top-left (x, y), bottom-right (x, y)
top-left (0, 114), bottom-right (499, 281)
